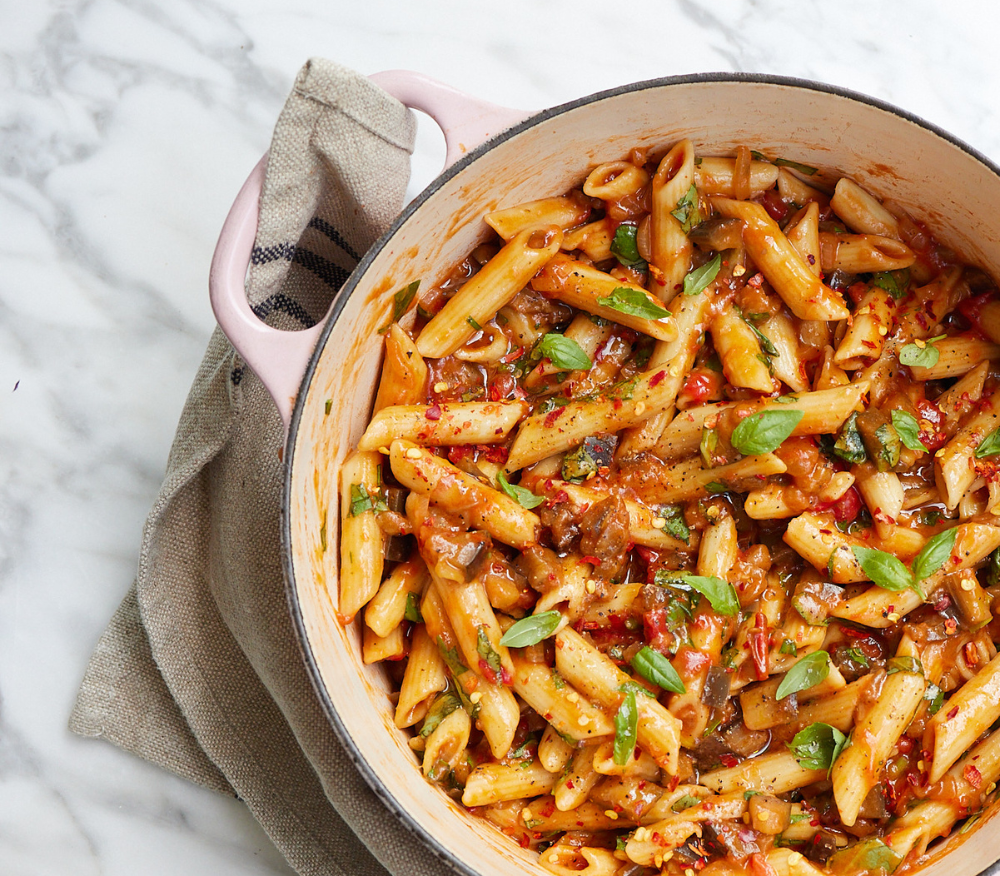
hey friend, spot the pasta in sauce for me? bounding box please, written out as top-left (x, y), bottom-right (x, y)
top-left (339, 139), bottom-right (1000, 876)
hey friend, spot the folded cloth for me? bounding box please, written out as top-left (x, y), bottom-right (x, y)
top-left (69, 58), bottom-right (448, 876)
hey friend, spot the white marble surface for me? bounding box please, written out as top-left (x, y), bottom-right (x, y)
top-left (3, 1), bottom-right (1000, 873)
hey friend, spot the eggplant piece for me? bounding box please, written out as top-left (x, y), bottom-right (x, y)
top-left (561, 434), bottom-right (617, 482)
top-left (689, 217), bottom-right (744, 251)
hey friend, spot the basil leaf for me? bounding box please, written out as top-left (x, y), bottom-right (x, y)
top-left (419, 692), bottom-right (461, 737)
top-left (832, 412), bottom-right (867, 464)
top-left (618, 681), bottom-right (656, 699)
top-left (499, 610), bottom-right (562, 647)
top-left (535, 333), bottom-right (592, 371)
top-left (779, 638), bottom-right (797, 656)
top-left (776, 650), bottom-right (832, 700)
top-left (828, 838), bottom-right (901, 876)
top-left (631, 646), bottom-right (686, 694)
top-left (610, 223), bottom-right (647, 269)
top-left (378, 280), bottom-right (420, 334)
top-left (851, 546), bottom-right (916, 593)
top-left (706, 481), bottom-right (728, 494)
top-left (887, 655), bottom-right (924, 675)
top-left (671, 184), bottom-right (701, 234)
top-left (899, 336), bottom-right (944, 368)
top-left (975, 426), bottom-right (1000, 459)
top-left (872, 269), bottom-right (910, 300)
top-left (891, 410), bottom-right (928, 452)
top-left (924, 682), bottom-right (944, 715)
top-left (596, 286), bottom-right (670, 320)
top-left (911, 526), bottom-right (958, 581)
top-left (683, 254), bottom-right (722, 296)
top-left (788, 722), bottom-right (847, 771)
top-left (497, 470), bottom-right (545, 509)
top-left (476, 627), bottom-right (502, 678)
top-left (665, 574), bottom-right (740, 616)
top-left (874, 423), bottom-right (901, 471)
top-left (774, 157), bottom-right (818, 176)
top-left (700, 425), bottom-right (719, 468)
top-left (404, 592), bottom-right (424, 623)
top-left (613, 690), bottom-right (638, 766)
top-left (659, 505), bottom-right (690, 544)
top-left (741, 313), bottom-right (779, 357)
top-left (350, 483), bottom-right (387, 516)
top-left (730, 409), bottom-right (804, 456)
top-left (671, 794), bottom-right (702, 812)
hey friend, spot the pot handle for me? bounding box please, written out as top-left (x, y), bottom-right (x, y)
top-left (209, 71), bottom-right (531, 429)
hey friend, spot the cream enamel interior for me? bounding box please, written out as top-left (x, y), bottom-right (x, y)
top-left (285, 79), bottom-right (1000, 876)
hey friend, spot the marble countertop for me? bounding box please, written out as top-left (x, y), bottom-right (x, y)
top-left (3, 1), bottom-right (1000, 873)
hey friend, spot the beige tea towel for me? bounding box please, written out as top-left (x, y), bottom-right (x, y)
top-left (70, 57), bottom-right (451, 876)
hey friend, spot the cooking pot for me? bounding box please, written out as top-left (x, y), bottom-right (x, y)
top-left (209, 71), bottom-right (1000, 876)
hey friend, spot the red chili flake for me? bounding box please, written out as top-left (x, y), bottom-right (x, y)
top-left (650, 370), bottom-right (666, 387)
top-left (565, 780), bottom-right (574, 789)
top-left (543, 407), bottom-right (565, 428)
top-left (581, 556), bottom-right (602, 567)
top-left (947, 706), bottom-right (960, 720)
top-left (425, 403), bottom-right (442, 421)
top-left (478, 659), bottom-right (499, 685)
top-left (613, 398), bottom-right (623, 410)
top-left (965, 642), bottom-right (979, 667)
top-left (499, 345), bottom-right (524, 364)
top-left (965, 764), bottom-right (983, 790)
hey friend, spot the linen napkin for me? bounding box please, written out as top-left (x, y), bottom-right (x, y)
top-left (69, 58), bottom-right (449, 876)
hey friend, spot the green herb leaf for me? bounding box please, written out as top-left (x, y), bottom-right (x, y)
top-left (924, 682), bottom-right (944, 715)
top-left (378, 280), bottom-right (420, 334)
top-left (741, 313), bottom-right (779, 357)
top-left (875, 422), bottom-right (902, 471)
top-left (324, 398), bottom-right (333, 415)
top-left (899, 336), bottom-right (945, 368)
top-left (613, 691), bottom-right (638, 766)
top-left (404, 592), bottom-right (424, 623)
top-left (596, 286), bottom-right (670, 321)
top-left (706, 481), bottom-right (728, 494)
top-left (841, 645), bottom-right (870, 669)
top-left (476, 627), bottom-right (502, 679)
top-left (499, 611), bottom-right (562, 647)
top-left (832, 412), bottom-right (867, 464)
top-left (911, 527), bottom-right (958, 581)
top-left (774, 157), bottom-right (818, 176)
top-left (661, 574), bottom-right (740, 616)
top-left (891, 410), bottom-right (928, 452)
top-left (467, 315), bottom-right (483, 331)
top-left (419, 692), bottom-right (461, 737)
top-left (872, 269), bottom-right (910, 300)
top-left (496, 470), bottom-right (546, 509)
top-left (535, 333), bottom-right (592, 371)
top-left (631, 646), bottom-right (687, 694)
top-left (610, 223), bottom-right (647, 269)
top-left (975, 426), bottom-right (1000, 459)
top-left (671, 794), bottom-right (702, 812)
top-left (750, 150), bottom-right (768, 161)
top-left (659, 505), bottom-right (690, 544)
top-left (700, 425), bottom-right (719, 468)
top-left (788, 722), bottom-right (847, 771)
top-left (618, 680), bottom-right (656, 698)
top-left (683, 254), bottom-right (722, 297)
top-left (828, 838), bottom-right (901, 875)
top-left (731, 409), bottom-right (804, 456)
top-left (776, 651), bottom-right (831, 700)
top-left (780, 638), bottom-right (798, 656)
top-left (851, 546), bottom-right (916, 593)
top-left (887, 655), bottom-right (924, 675)
top-left (350, 483), bottom-right (387, 516)
top-left (671, 184), bottom-right (702, 234)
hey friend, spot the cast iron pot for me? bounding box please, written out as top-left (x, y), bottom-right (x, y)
top-left (210, 71), bottom-right (1000, 876)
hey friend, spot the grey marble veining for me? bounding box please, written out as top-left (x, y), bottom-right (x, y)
top-left (2, 0), bottom-right (999, 872)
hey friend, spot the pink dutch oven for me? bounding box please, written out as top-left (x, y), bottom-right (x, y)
top-left (210, 72), bottom-right (1000, 876)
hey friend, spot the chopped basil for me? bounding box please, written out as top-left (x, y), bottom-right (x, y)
top-left (788, 722), bottom-right (847, 771)
top-left (498, 610), bottom-right (562, 647)
top-left (750, 150), bottom-right (768, 161)
top-left (924, 682), bottom-right (944, 715)
top-left (610, 223), bottom-right (647, 269)
top-left (378, 280), bottom-right (420, 334)
top-left (404, 592), bottom-right (424, 623)
top-left (841, 645), bottom-right (870, 668)
top-left (975, 426), bottom-right (1000, 459)
top-left (596, 286), bottom-right (670, 320)
top-left (659, 504), bottom-right (690, 544)
top-left (671, 184), bottom-right (701, 234)
top-left (828, 838), bottom-right (901, 875)
top-left (741, 313), bottom-right (779, 357)
top-left (776, 651), bottom-right (832, 700)
top-left (872, 268), bottom-right (910, 300)
top-left (899, 335), bottom-right (945, 368)
top-left (419, 692), bottom-right (461, 737)
top-left (706, 481), bottom-right (728, 494)
top-left (613, 690), bottom-right (638, 766)
top-left (535, 333), bottom-right (592, 371)
top-left (851, 545), bottom-right (917, 594)
top-left (700, 425), bottom-right (719, 468)
top-left (659, 573), bottom-right (740, 616)
top-left (887, 655), bottom-right (924, 676)
top-left (911, 526), bottom-right (958, 581)
top-left (671, 794), bottom-right (702, 812)
top-left (780, 639), bottom-right (798, 656)
top-left (496, 470), bottom-right (545, 509)
top-left (476, 628), bottom-right (502, 679)
top-left (730, 409), bottom-right (804, 456)
top-left (324, 398), bottom-right (333, 415)
top-left (874, 422), bottom-right (901, 471)
top-left (774, 157), bottom-right (818, 176)
top-left (467, 315), bottom-right (483, 331)
top-left (617, 680), bottom-right (656, 699)
top-left (350, 482), bottom-right (387, 516)
top-left (631, 646), bottom-right (687, 694)
top-left (891, 410), bottom-right (928, 452)
top-left (683, 254), bottom-right (722, 296)
top-left (831, 412), bottom-right (867, 464)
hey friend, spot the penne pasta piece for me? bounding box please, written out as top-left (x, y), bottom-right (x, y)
top-left (365, 557), bottom-right (429, 638)
top-left (740, 663), bottom-right (847, 730)
top-left (744, 471), bottom-right (854, 521)
top-left (374, 323), bottom-right (428, 411)
top-left (777, 167), bottom-right (830, 208)
top-left (908, 337), bottom-right (1000, 381)
top-left (711, 197), bottom-right (850, 321)
top-left (701, 750), bottom-right (826, 795)
top-left (395, 624), bottom-right (447, 729)
top-left (537, 725), bottom-right (575, 773)
top-left (936, 392), bottom-right (1000, 510)
top-left (339, 450), bottom-right (385, 621)
top-left (630, 453), bottom-right (787, 506)
top-left (972, 298), bottom-right (1000, 344)
top-left (761, 309), bottom-right (810, 391)
top-left (795, 677), bottom-right (869, 733)
top-left (422, 706), bottom-right (470, 778)
top-left (521, 798), bottom-right (624, 832)
top-left (694, 156), bottom-right (780, 196)
top-left (553, 744), bottom-right (601, 811)
top-left (362, 622), bottom-right (406, 663)
top-left (833, 286), bottom-right (895, 364)
top-left (785, 202), bottom-right (822, 278)
top-left (417, 226), bottom-right (563, 358)
top-left (583, 160), bottom-right (649, 200)
top-left (650, 139), bottom-right (695, 293)
top-left (530, 254), bottom-right (676, 341)
top-left (711, 304), bottom-right (775, 393)
top-left (539, 844), bottom-right (620, 876)
top-left (830, 177), bottom-right (901, 238)
top-left (485, 196), bottom-right (590, 240)
top-left (819, 232), bottom-right (915, 273)
top-left (390, 440), bottom-right (540, 548)
top-left (359, 401), bottom-right (526, 451)
top-left (524, 313), bottom-right (613, 388)
top-left (561, 218), bottom-right (613, 262)
top-left (462, 761), bottom-right (557, 807)
top-left (783, 511), bottom-right (867, 583)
